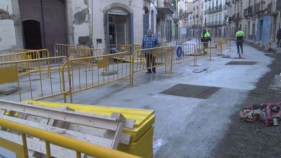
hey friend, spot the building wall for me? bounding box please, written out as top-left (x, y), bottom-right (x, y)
top-left (0, 0), bottom-right (167, 52)
top-left (0, 0), bottom-right (18, 53)
top-left (257, 16), bottom-right (271, 43)
top-left (72, 0), bottom-right (90, 46)
top-left (91, 0), bottom-right (147, 48)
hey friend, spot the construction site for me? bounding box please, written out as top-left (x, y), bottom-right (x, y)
top-left (0, 36), bottom-right (277, 158)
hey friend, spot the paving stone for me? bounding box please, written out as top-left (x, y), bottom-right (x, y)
top-left (101, 70), bottom-right (118, 76)
top-left (0, 86), bottom-right (21, 95)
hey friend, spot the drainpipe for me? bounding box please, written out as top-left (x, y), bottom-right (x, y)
top-left (40, 0), bottom-right (46, 48)
top-left (89, 0), bottom-right (94, 48)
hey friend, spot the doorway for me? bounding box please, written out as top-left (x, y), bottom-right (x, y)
top-left (259, 20), bottom-right (263, 41)
top-left (105, 7), bottom-right (133, 53)
top-left (22, 20), bottom-right (42, 49)
top-left (19, 0), bottom-right (67, 55)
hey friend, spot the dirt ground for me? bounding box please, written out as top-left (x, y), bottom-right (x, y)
top-left (213, 46), bottom-right (281, 158)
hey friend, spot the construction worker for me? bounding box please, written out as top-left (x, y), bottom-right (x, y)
top-left (235, 28), bottom-right (245, 58)
top-left (201, 29), bottom-right (211, 54)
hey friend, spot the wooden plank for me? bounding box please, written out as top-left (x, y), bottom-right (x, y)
top-left (0, 131), bottom-right (76, 158)
top-left (68, 124), bottom-right (107, 137)
top-left (3, 116), bottom-right (114, 148)
top-left (0, 101), bottom-right (119, 131)
top-left (111, 112), bottom-right (135, 129)
top-left (67, 124), bottom-right (131, 145)
top-left (111, 122), bottom-right (124, 149)
top-left (0, 100), bottom-right (118, 121)
top-left (0, 109), bottom-right (5, 117)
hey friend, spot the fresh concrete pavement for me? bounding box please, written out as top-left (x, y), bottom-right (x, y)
top-left (1, 39), bottom-right (273, 158)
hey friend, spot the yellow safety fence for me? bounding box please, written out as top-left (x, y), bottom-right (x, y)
top-left (9, 49), bottom-right (34, 54)
top-left (0, 49), bottom-right (50, 62)
top-left (62, 51), bottom-right (131, 99)
top-left (129, 46), bottom-right (174, 85)
top-left (218, 38), bottom-right (233, 53)
top-left (0, 56), bottom-right (71, 102)
top-left (173, 44), bottom-right (196, 64)
top-left (54, 43), bottom-right (104, 57)
top-left (0, 45), bottom-right (205, 103)
top-left (110, 44), bottom-right (141, 54)
top-left (0, 49), bottom-right (51, 77)
top-left (0, 118), bottom-right (140, 158)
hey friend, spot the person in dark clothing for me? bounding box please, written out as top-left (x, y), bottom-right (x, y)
top-left (235, 28), bottom-right (245, 58)
top-left (276, 28), bottom-right (281, 47)
top-left (141, 29), bottom-right (159, 74)
top-left (200, 29), bottom-right (211, 54)
top-left (109, 35), bottom-right (118, 53)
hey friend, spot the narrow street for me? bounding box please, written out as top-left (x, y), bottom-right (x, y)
top-left (38, 39), bottom-right (273, 158)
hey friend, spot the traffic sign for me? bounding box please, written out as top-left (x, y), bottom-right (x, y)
top-left (176, 46), bottom-right (182, 58)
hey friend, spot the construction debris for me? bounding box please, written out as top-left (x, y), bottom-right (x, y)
top-left (239, 103), bottom-right (281, 127)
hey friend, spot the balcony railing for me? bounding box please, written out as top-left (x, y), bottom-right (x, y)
top-left (244, 8), bottom-right (248, 17)
top-left (205, 5), bottom-right (224, 14)
top-left (276, 0), bottom-right (281, 12)
top-left (267, 2), bottom-right (272, 14)
top-left (254, 3), bottom-right (261, 12)
top-left (236, 13), bottom-right (242, 19)
top-left (231, 14), bottom-right (236, 22)
top-left (205, 21), bottom-right (225, 26)
top-left (248, 6), bottom-right (253, 15)
top-left (157, 0), bottom-right (175, 14)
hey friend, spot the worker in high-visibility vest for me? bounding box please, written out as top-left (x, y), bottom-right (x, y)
top-left (201, 29), bottom-right (211, 54)
top-left (235, 28), bottom-right (245, 58)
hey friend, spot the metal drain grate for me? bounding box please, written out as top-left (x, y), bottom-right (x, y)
top-left (226, 61), bottom-right (257, 65)
top-left (160, 84), bottom-right (220, 99)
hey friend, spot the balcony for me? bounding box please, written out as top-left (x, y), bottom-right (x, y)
top-left (204, 8), bottom-right (211, 14)
top-left (267, 2), bottom-right (272, 14)
top-left (157, 0), bottom-right (175, 14)
top-left (191, 24), bottom-right (200, 29)
top-left (236, 13), bottom-right (242, 20)
top-left (231, 14), bottom-right (236, 21)
top-left (205, 21), bottom-right (225, 27)
top-left (254, 3), bottom-right (261, 13)
top-left (248, 6), bottom-right (253, 15)
top-left (276, 0), bottom-right (281, 12)
top-left (244, 8), bottom-right (248, 17)
top-left (205, 5), bottom-right (223, 14)
top-left (226, 1), bottom-right (230, 6)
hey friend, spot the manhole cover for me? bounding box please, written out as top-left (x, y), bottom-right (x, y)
top-left (226, 61), bottom-right (257, 65)
top-left (160, 84), bottom-right (220, 99)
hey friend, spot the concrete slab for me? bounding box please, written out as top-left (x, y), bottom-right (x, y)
top-left (222, 54), bottom-right (230, 58)
top-left (101, 70), bottom-right (118, 76)
top-left (269, 75), bottom-right (281, 91)
top-left (192, 67), bottom-right (208, 73)
top-left (0, 85), bottom-right (20, 95)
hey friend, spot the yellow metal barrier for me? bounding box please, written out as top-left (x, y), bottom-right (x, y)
top-left (219, 38), bottom-right (233, 53)
top-left (0, 49), bottom-right (51, 77)
top-left (109, 44), bottom-right (140, 54)
top-left (173, 44), bottom-right (196, 64)
top-left (0, 56), bottom-right (71, 102)
top-left (0, 118), bottom-right (140, 158)
top-left (129, 46), bottom-right (174, 85)
top-left (54, 43), bottom-right (89, 57)
top-left (9, 49), bottom-right (34, 54)
top-left (67, 46), bottom-right (91, 59)
top-left (0, 49), bottom-right (49, 62)
top-left (90, 48), bottom-right (105, 56)
top-left (61, 52), bottom-right (130, 99)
